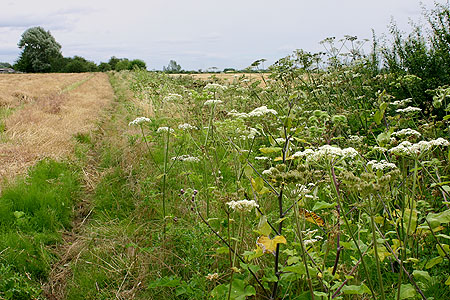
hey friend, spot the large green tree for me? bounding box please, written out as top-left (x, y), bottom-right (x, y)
top-left (15, 27), bottom-right (63, 73)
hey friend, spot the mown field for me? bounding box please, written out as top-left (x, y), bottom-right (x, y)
top-left (1, 4), bottom-right (450, 300)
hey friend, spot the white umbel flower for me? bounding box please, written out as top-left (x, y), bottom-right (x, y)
top-left (178, 123), bottom-right (196, 130)
top-left (157, 127), bottom-right (174, 133)
top-left (391, 128), bottom-right (421, 138)
top-left (203, 99), bottom-right (223, 106)
top-left (367, 160), bottom-right (397, 170)
top-left (129, 117), bottom-right (151, 126)
top-left (171, 155), bottom-right (200, 162)
top-left (248, 106), bottom-right (278, 117)
top-left (163, 93), bottom-right (182, 102)
top-left (226, 199), bottom-right (259, 212)
top-left (204, 83), bottom-right (227, 91)
top-left (396, 106), bottom-right (422, 114)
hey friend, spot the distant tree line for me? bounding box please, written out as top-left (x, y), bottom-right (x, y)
top-left (11, 27), bottom-right (147, 73)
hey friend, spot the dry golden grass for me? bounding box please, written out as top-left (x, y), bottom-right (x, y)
top-left (0, 73), bottom-right (114, 179)
top-left (0, 73), bottom-right (89, 108)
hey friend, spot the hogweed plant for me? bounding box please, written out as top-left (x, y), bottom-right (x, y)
top-left (126, 41), bottom-right (450, 298)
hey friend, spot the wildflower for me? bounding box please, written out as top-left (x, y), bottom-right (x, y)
top-left (157, 127), bottom-right (174, 133)
top-left (203, 99), bottom-right (223, 106)
top-left (226, 199), bottom-right (259, 213)
top-left (163, 93), bottom-right (182, 102)
top-left (396, 106), bottom-right (422, 114)
top-left (248, 127), bottom-right (259, 139)
top-left (206, 273), bottom-right (219, 281)
top-left (391, 98), bottom-right (412, 107)
top-left (391, 128), bottom-right (421, 138)
top-left (389, 138), bottom-right (450, 156)
top-left (204, 83), bottom-right (227, 92)
top-left (128, 117), bottom-right (151, 126)
top-left (171, 155), bottom-right (200, 162)
top-left (372, 146), bottom-right (387, 152)
top-left (227, 109), bottom-right (249, 118)
top-left (367, 160), bottom-right (397, 170)
top-left (293, 145), bottom-right (358, 162)
top-left (255, 156), bottom-right (270, 160)
top-left (178, 123), bottom-right (196, 130)
top-left (247, 106), bottom-right (277, 117)
top-left (262, 167), bottom-right (276, 175)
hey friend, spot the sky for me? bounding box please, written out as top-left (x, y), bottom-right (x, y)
top-left (0, 0), bottom-right (447, 70)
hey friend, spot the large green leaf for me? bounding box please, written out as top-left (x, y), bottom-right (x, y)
top-left (341, 284), bottom-right (371, 295)
top-left (259, 147), bottom-right (282, 154)
top-left (427, 209), bottom-right (450, 228)
top-left (425, 256), bottom-right (443, 269)
top-left (312, 201), bottom-right (336, 210)
top-left (412, 270), bottom-right (431, 282)
top-left (399, 284), bottom-right (416, 299)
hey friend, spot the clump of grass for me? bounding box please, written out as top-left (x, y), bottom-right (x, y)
top-left (0, 159), bottom-right (81, 297)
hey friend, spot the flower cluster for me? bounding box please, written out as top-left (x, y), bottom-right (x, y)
top-left (389, 138), bottom-right (450, 156)
top-left (128, 116), bottom-right (151, 126)
top-left (396, 106), bottom-right (422, 114)
top-left (178, 123), bottom-right (196, 130)
top-left (367, 160), bottom-right (397, 170)
top-left (227, 106), bottom-right (277, 118)
top-left (391, 128), bottom-right (421, 138)
top-left (203, 83), bottom-right (227, 92)
top-left (203, 99), bottom-right (223, 106)
top-left (163, 93), bottom-right (182, 102)
top-left (171, 155), bottom-right (200, 162)
top-left (206, 273), bottom-right (219, 281)
top-left (226, 199), bottom-right (259, 213)
top-left (293, 145), bottom-right (359, 162)
top-left (248, 106), bottom-right (278, 117)
top-left (391, 98), bottom-right (412, 107)
top-left (157, 127), bottom-right (175, 133)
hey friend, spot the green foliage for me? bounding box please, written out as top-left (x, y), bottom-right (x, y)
top-left (98, 62), bottom-right (112, 72)
top-left (163, 60), bottom-right (182, 73)
top-left (0, 264), bottom-right (43, 300)
top-left (0, 62), bottom-right (12, 68)
top-left (129, 59), bottom-right (147, 70)
top-left (15, 26), bottom-right (62, 73)
top-left (115, 59), bottom-right (130, 71)
top-left (61, 56), bottom-right (98, 73)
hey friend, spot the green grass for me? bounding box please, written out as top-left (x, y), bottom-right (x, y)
top-left (0, 159), bottom-right (81, 299)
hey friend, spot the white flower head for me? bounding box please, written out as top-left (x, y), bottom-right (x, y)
top-left (367, 160), bottom-right (397, 170)
top-left (163, 93), bottom-right (183, 102)
top-left (171, 155), bottom-right (200, 162)
top-left (391, 128), bottom-right (421, 138)
top-left (248, 106), bottom-right (278, 117)
top-left (389, 138), bottom-right (450, 156)
top-left (226, 199), bottom-right (259, 213)
top-left (396, 106), bottom-right (422, 114)
top-left (204, 83), bottom-right (227, 92)
top-left (157, 127), bottom-right (175, 133)
top-left (129, 117), bottom-right (151, 126)
top-left (203, 99), bottom-right (223, 106)
top-left (178, 123), bottom-right (196, 130)
top-left (391, 98), bottom-right (412, 107)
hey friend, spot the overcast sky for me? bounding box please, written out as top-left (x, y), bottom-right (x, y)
top-left (0, 0), bottom-right (446, 70)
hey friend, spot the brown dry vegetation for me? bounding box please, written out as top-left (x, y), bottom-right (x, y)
top-left (0, 73), bottom-right (114, 180)
top-left (0, 73), bottom-right (89, 108)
